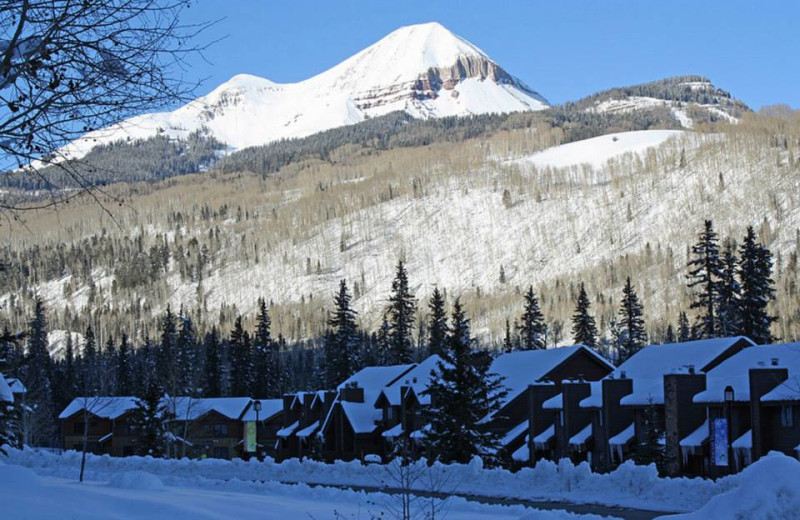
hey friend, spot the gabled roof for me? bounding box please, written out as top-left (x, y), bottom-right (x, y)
top-left (693, 343), bottom-right (800, 404)
top-left (593, 336), bottom-right (753, 407)
top-left (0, 374), bottom-right (13, 403)
top-left (6, 378), bottom-right (25, 394)
top-left (240, 398), bottom-right (283, 422)
top-left (375, 355), bottom-right (443, 408)
top-left (489, 345), bottom-right (613, 411)
top-left (322, 363), bottom-right (415, 435)
top-left (59, 397), bottom-right (139, 420)
top-left (165, 397), bottom-right (253, 421)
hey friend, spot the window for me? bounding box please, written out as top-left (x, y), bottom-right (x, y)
top-left (780, 406), bottom-right (794, 428)
top-left (213, 423), bottom-right (229, 437)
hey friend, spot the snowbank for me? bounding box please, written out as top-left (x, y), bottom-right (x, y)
top-left (4, 448), bottom-right (729, 513)
top-left (0, 461), bottom-right (41, 490)
top-left (107, 471), bottom-right (165, 491)
top-left (655, 452), bottom-right (800, 520)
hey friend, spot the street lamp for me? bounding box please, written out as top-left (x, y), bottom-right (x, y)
top-left (724, 386), bottom-right (734, 474)
top-left (253, 400), bottom-right (262, 459)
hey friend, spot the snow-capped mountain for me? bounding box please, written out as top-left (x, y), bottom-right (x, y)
top-left (62, 22), bottom-right (549, 160)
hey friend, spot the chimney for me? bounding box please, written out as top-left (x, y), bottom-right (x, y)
top-left (687, 364), bottom-right (695, 375)
top-left (620, 371), bottom-right (627, 379)
top-left (771, 358), bottom-right (779, 367)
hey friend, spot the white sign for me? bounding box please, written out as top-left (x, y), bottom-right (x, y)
top-left (712, 418), bottom-right (729, 467)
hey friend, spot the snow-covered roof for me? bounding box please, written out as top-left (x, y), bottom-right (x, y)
top-left (376, 355), bottom-right (443, 407)
top-left (166, 397), bottom-right (252, 421)
top-left (579, 381), bottom-right (603, 408)
top-left (0, 374), bottom-right (13, 403)
top-left (680, 420), bottom-right (709, 448)
top-left (6, 378), bottom-right (25, 394)
top-left (490, 345), bottom-right (612, 412)
top-left (296, 421), bottom-right (320, 438)
top-left (733, 430), bottom-right (752, 449)
top-left (542, 393), bottom-right (563, 410)
top-left (240, 399), bottom-right (283, 422)
top-left (501, 420), bottom-right (529, 447)
top-left (533, 424), bottom-right (555, 448)
top-left (512, 441), bottom-right (529, 462)
top-left (382, 423), bottom-right (403, 439)
top-left (602, 337), bottom-right (754, 406)
top-left (693, 343), bottom-right (800, 404)
top-left (609, 423), bottom-right (635, 447)
top-left (58, 397), bottom-right (139, 420)
top-left (325, 363), bottom-right (415, 435)
top-left (277, 421), bottom-right (299, 438)
top-left (569, 424), bottom-right (592, 446)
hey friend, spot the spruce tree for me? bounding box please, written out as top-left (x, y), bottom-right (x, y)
top-left (63, 333), bottom-right (77, 399)
top-left (175, 312), bottom-right (197, 395)
top-left (678, 312), bottom-right (691, 343)
top-left (0, 374), bottom-right (19, 454)
top-left (571, 283), bottom-right (598, 348)
top-left (518, 286), bottom-right (546, 350)
top-left (503, 319), bottom-right (514, 353)
top-left (202, 327), bottom-right (223, 397)
top-left (618, 277), bottom-right (647, 364)
top-left (427, 287), bottom-right (448, 358)
top-left (157, 306), bottom-right (178, 394)
top-left (716, 240), bottom-right (741, 337)
top-left (422, 298), bottom-right (507, 464)
top-left (81, 325), bottom-right (98, 394)
top-left (117, 334), bottom-right (132, 396)
top-left (229, 316), bottom-right (253, 396)
top-left (23, 298), bottom-right (55, 446)
top-left (664, 325), bottom-right (676, 344)
top-left (325, 280), bottom-right (360, 388)
top-left (687, 220), bottom-right (723, 338)
top-left (387, 260), bottom-right (416, 364)
top-left (738, 226), bottom-right (776, 343)
top-left (129, 381), bottom-right (168, 457)
top-left (375, 315), bottom-right (391, 366)
top-left (253, 298), bottom-right (280, 398)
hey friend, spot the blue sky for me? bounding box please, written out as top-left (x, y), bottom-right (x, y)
top-left (182, 0), bottom-right (799, 109)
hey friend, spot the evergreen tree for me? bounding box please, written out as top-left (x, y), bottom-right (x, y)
top-left (618, 277), bottom-right (647, 363)
top-left (387, 260), bottom-right (416, 364)
top-left (738, 226), bottom-right (777, 343)
top-left (253, 298), bottom-right (280, 398)
top-left (518, 287), bottom-right (546, 350)
top-left (423, 299), bottom-right (507, 464)
top-left (664, 324), bottom-right (676, 344)
top-left (375, 315), bottom-right (391, 366)
top-left (325, 280), bottom-right (360, 388)
top-left (81, 325), bottom-right (98, 394)
top-left (129, 382), bottom-right (168, 457)
top-left (202, 327), bottom-right (223, 398)
top-left (23, 298), bottom-right (55, 447)
top-left (103, 336), bottom-right (118, 394)
top-left (427, 287), bottom-right (448, 358)
top-left (63, 333), bottom-right (77, 399)
top-left (157, 306), bottom-right (178, 394)
top-left (502, 319), bottom-right (514, 353)
top-left (633, 399), bottom-right (666, 474)
top-left (571, 283), bottom-right (598, 348)
top-left (678, 312), bottom-right (691, 343)
top-left (117, 334), bottom-right (132, 396)
top-left (687, 220), bottom-right (723, 338)
top-left (229, 316), bottom-right (253, 396)
top-left (0, 374), bottom-right (19, 454)
top-left (175, 313), bottom-right (198, 395)
top-left (716, 240), bottom-right (741, 337)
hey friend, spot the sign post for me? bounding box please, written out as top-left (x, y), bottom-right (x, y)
top-left (712, 418), bottom-right (729, 467)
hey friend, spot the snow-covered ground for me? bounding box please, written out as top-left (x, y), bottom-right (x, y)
top-left (0, 459), bottom-right (602, 520)
top-left (4, 449), bottom-right (799, 519)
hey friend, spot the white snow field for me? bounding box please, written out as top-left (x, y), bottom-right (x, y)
top-left (511, 130), bottom-right (685, 170)
top-left (59, 22), bottom-right (548, 161)
top-left (0, 460), bottom-right (603, 520)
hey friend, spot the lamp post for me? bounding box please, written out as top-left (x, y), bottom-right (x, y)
top-left (724, 386), bottom-right (734, 474)
top-left (253, 399), bottom-right (262, 459)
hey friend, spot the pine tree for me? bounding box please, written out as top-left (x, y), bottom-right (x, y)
top-left (503, 319), bottom-right (514, 353)
top-left (129, 382), bottom-right (168, 457)
top-left (325, 280), bottom-right (360, 388)
top-left (687, 220), bottom-right (723, 338)
top-left (202, 327), bottom-right (223, 397)
top-left (423, 298), bottom-right (507, 464)
top-left (176, 312), bottom-right (197, 395)
top-left (427, 287), bottom-right (448, 358)
top-left (0, 373), bottom-right (19, 454)
top-left (253, 298), bottom-right (280, 398)
top-left (716, 240), bottom-right (741, 337)
top-left (678, 312), bottom-right (691, 343)
top-left (387, 260), bottom-right (416, 364)
top-left (103, 336), bottom-right (118, 394)
top-left (664, 324), bottom-right (676, 344)
top-left (63, 333), bottom-right (77, 399)
top-left (518, 286), bottom-right (546, 350)
top-left (375, 315), bottom-right (391, 366)
top-left (117, 334), bottom-right (132, 396)
top-left (23, 298), bottom-right (55, 447)
top-left (738, 226), bottom-right (777, 344)
top-left (229, 316), bottom-right (253, 396)
top-left (81, 325), bottom-right (98, 394)
top-left (157, 306), bottom-right (178, 394)
top-left (571, 283), bottom-right (598, 348)
top-left (618, 277), bottom-right (647, 363)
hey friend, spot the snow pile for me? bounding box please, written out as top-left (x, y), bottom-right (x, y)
top-left (0, 461), bottom-right (41, 490)
top-left (5, 448), bottom-right (729, 512)
top-left (655, 452), bottom-right (800, 520)
top-left (107, 470), bottom-right (165, 491)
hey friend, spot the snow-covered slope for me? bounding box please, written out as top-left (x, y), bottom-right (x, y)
top-left (61, 22), bottom-right (548, 160)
